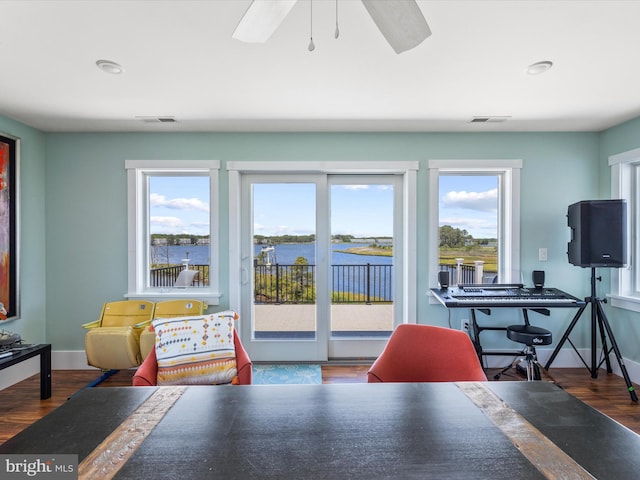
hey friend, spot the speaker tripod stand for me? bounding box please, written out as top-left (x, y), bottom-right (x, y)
top-left (544, 267), bottom-right (637, 401)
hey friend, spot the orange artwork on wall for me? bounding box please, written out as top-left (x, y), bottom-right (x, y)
top-left (0, 134), bottom-right (18, 321)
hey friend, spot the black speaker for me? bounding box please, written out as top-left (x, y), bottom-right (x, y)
top-left (567, 199), bottom-right (626, 268)
top-left (532, 270), bottom-right (545, 289)
top-left (438, 271), bottom-right (450, 289)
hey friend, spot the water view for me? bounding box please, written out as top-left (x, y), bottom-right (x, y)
top-left (161, 243), bottom-right (393, 267)
top-left (157, 243), bottom-right (394, 303)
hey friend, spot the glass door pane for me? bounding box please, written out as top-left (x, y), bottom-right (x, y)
top-left (330, 179), bottom-right (395, 338)
top-left (252, 183), bottom-right (317, 340)
top-left (241, 176), bottom-right (328, 362)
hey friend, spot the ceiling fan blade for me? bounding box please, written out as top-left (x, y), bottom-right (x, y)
top-left (361, 0), bottom-right (431, 54)
top-left (232, 0), bottom-right (299, 43)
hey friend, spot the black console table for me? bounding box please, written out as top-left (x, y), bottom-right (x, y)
top-left (0, 344), bottom-right (51, 399)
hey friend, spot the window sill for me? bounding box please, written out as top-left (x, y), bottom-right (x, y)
top-left (608, 294), bottom-right (640, 313)
top-left (125, 290), bottom-right (221, 305)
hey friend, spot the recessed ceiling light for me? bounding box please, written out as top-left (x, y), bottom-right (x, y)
top-left (526, 61), bottom-right (553, 75)
top-left (96, 60), bottom-right (124, 75)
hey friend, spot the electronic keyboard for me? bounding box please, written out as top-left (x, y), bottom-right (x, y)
top-left (431, 284), bottom-right (585, 308)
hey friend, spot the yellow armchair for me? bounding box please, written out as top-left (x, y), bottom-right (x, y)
top-left (83, 300), bottom-right (155, 370)
top-left (138, 299), bottom-right (206, 359)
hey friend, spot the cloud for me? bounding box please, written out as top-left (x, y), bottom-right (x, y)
top-left (340, 185), bottom-right (369, 191)
top-left (150, 193), bottom-right (209, 212)
top-left (150, 216), bottom-right (183, 229)
top-left (441, 188), bottom-right (497, 212)
top-left (440, 216), bottom-right (497, 238)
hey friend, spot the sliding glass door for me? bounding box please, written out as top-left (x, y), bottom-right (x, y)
top-left (230, 163), bottom-right (416, 362)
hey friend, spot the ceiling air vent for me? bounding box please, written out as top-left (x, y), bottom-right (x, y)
top-left (470, 116), bottom-right (511, 123)
top-left (135, 116), bottom-right (177, 123)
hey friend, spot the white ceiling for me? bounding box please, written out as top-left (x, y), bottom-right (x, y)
top-left (1, 0), bottom-right (640, 133)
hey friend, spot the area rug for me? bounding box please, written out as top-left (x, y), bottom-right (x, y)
top-left (252, 364), bottom-right (322, 385)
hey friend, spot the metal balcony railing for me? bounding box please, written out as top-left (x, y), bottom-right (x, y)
top-left (254, 263), bottom-right (393, 304)
top-left (150, 260), bottom-right (493, 302)
top-left (150, 265), bottom-right (209, 288)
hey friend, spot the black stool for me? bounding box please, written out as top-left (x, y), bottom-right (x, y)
top-left (494, 324), bottom-right (552, 381)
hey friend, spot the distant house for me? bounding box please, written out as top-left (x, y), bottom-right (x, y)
top-left (354, 237), bottom-right (393, 245)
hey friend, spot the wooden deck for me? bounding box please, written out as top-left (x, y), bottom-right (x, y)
top-left (254, 304), bottom-right (393, 333)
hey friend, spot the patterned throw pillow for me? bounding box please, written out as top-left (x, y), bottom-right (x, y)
top-left (153, 311), bottom-right (238, 385)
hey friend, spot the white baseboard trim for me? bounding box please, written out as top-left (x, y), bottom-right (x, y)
top-left (608, 354), bottom-right (640, 385)
top-left (2, 349), bottom-right (640, 391)
top-left (52, 350), bottom-right (97, 370)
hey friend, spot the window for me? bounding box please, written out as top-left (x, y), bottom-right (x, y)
top-left (428, 160), bottom-right (521, 288)
top-left (610, 148), bottom-right (640, 311)
top-left (125, 160), bottom-right (220, 303)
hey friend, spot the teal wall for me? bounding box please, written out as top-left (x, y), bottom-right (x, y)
top-left (42, 131), bottom-right (599, 353)
top-left (7, 116), bottom-right (640, 360)
top-left (597, 116), bottom-right (640, 365)
top-left (0, 117), bottom-right (46, 344)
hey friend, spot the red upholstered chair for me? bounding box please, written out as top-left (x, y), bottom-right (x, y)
top-left (367, 324), bottom-right (487, 382)
top-left (132, 328), bottom-right (252, 386)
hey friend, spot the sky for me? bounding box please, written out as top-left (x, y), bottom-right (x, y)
top-left (439, 175), bottom-right (498, 239)
top-left (149, 175), bottom-right (498, 239)
top-left (149, 176), bottom-right (210, 236)
top-left (254, 183), bottom-right (394, 238)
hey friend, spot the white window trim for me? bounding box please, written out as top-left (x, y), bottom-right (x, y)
top-left (428, 159), bottom-right (522, 295)
top-left (227, 161), bottom-right (419, 324)
top-left (125, 160), bottom-right (221, 304)
top-left (609, 148), bottom-right (640, 312)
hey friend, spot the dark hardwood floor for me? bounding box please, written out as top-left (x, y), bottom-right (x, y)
top-left (2, 365), bottom-right (640, 444)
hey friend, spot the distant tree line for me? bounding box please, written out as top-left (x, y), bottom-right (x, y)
top-left (254, 234), bottom-right (393, 244)
top-left (439, 225), bottom-right (495, 248)
top-left (255, 234), bottom-right (316, 244)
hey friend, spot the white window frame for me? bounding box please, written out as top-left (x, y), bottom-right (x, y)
top-left (125, 160), bottom-right (221, 304)
top-left (428, 159), bottom-right (522, 291)
top-left (227, 161), bottom-right (418, 328)
top-left (609, 148), bottom-right (640, 311)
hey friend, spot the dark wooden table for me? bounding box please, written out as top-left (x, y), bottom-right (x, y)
top-left (0, 343), bottom-right (51, 399)
top-left (1, 381), bottom-right (639, 479)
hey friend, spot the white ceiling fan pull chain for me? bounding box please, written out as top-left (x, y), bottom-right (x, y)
top-left (308, 0), bottom-right (315, 51)
top-left (335, 0), bottom-right (340, 39)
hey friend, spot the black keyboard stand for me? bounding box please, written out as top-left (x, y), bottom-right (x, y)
top-left (544, 268), bottom-right (637, 402)
top-left (470, 307), bottom-right (550, 368)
